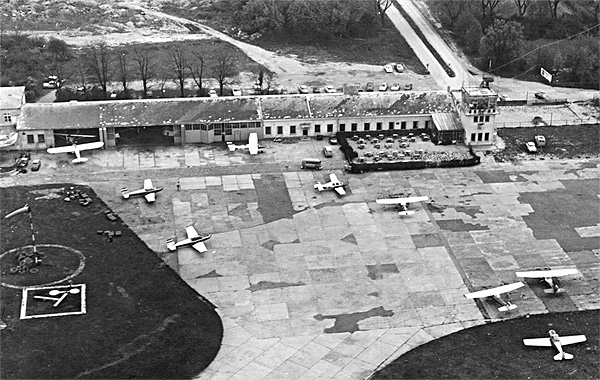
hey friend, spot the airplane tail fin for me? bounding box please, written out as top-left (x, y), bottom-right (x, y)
top-left (398, 210), bottom-right (416, 216)
top-left (121, 188), bottom-right (130, 199)
top-left (314, 183), bottom-right (324, 191)
top-left (72, 157), bottom-right (88, 164)
top-left (544, 288), bottom-right (563, 294)
top-left (166, 238), bottom-right (176, 251)
top-left (554, 352), bottom-right (573, 361)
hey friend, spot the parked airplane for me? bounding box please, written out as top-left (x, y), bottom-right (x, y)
top-left (516, 268), bottom-right (579, 293)
top-left (47, 141), bottom-right (104, 163)
top-left (376, 196), bottom-right (429, 216)
top-left (121, 179), bottom-right (163, 203)
top-left (227, 133), bottom-right (263, 155)
top-left (314, 173), bottom-right (346, 196)
top-left (464, 282), bottom-right (524, 311)
top-left (166, 226), bottom-right (211, 253)
top-left (523, 330), bottom-right (586, 360)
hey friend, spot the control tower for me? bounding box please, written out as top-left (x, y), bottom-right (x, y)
top-left (458, 75), bottom-right (499, 147)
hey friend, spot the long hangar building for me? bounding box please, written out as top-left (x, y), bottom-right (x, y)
top-left (14, 87), bottom-right (498, 150)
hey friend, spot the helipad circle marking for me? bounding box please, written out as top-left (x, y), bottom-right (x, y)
top-left (1, 244), bottom-right (85, 289)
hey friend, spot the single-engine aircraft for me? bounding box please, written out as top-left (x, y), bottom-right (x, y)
top-left (314, 173), bottom-right (346, 196)
top-left (166, 226), bottom-right (211, 253)
top-left (47, 141), bottom-right (104, 163)
top-left (515, 268), bottom-right (578, 293)
top-left (227, 133), bottom-right (263, 155)
top-left (376, 196), bottom-right (429, 216)
top-left (523, 330), bottom-right (586, 360)
top-left (121, 179), bottom-right (163, 203)
top-left (464, 282), bottom-right (524, 311)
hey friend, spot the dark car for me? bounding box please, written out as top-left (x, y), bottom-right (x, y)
top-left (16, 153), bottom-right (30, 168)
top-left (366, 82), bottom-right (374, 92)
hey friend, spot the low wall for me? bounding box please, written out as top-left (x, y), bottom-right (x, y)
top-left (337, 132), bottom-right (480, 173)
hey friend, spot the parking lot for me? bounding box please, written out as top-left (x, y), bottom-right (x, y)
top-left (1, 139), bottom-right (598, 380)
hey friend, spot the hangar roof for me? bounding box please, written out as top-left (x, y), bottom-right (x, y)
top-left (0, 86), bottom-right (26, 109)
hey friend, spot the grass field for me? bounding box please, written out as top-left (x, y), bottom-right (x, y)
top-left (0, 184), bottom-right (222, 379)
top-left (374, 310), bottom-right (599, 379)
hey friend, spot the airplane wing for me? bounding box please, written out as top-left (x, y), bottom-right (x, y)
top-left (75, 141), bottom-right (104, 151)
top-left (559, 335), bottom-right (587, 346)
top-left (516, 269), bottom-right (578, 278)
top-left (464, 282), bottom-right (524, 299)
top-left (192, 242), bottom-right (208, 253)
top-left (334, 187), bottom-right (346, 196)
top-left (376, 196), bottom-right (428, 205)
top-left (185, 226), bottom-right (200, 239)
top-left (47, 145), bottom-right (77, 154)
top-left (144, 179), bottom-right (153, 191)
top-left (144, 192), bottom-right (156, 203)
top-left (523, 338), bottom-right (552, 347)
top-left (329, 173), bottom-right (339, 183)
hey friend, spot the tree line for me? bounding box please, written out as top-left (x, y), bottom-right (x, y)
top-left (430, 0), bottom-right (599, 88)
top-left (0, 33), bottom-right (241, 101)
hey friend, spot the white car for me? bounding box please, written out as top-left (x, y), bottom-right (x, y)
top-left (395, 63), bottom-right (405, 73)
top-left (324, 85), bottom-right (336, 93)
top-left (232, 86), bottom-right (242, 96)
top-left (298, 85), bottom-right (310, 94)
top-left (378, 83), bottom-right (388, 91)
top-left (208, 89), bottom-right (218, 98)
top-left (383, 64), bottom-right (394, 73)
top-left (526, 142), bottom-right (537, 153)
top-left (390, 83), bottom-right (401, 91)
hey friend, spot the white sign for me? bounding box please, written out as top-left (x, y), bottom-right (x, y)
top-left (540, 67), bottom-right (553, 83)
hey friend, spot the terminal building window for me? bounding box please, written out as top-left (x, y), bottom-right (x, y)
top-left (27, 134), bottom-right (34, 144)
top-left (38, 134), bottom-right (45, 143)
top-left (351, 123), bottom-right (358, 131)
top-left (3, 113), bottom-right (11, 122)
top-left (290, 125), bottom-right (296, 134)
top-left (315, 125), bottom-right (321, 133)
top-left (339, 124), bottom-right (346, 132)
top-left (364, 123), bottom-right (370, 131)
top-left (389, 122), bottom-right (394, 130)
top-left (376, 122), bottom-right (382, 130)
top-left (413, 121), bottom-right (419, 129)
top-left (327, 124), bottom-right (333, 133)
top-left (265, 126), bottom-right (271, 135)
top-left (277, 126), bottom-right (283, 135)
top-left (401, 121), bottom-right (406, 129)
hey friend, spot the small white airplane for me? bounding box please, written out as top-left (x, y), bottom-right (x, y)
top-left (47, 141), bottom-right (104, 164)
top-left (121, 179), bottom-right (163, 203)
top-left (516, 268), bottom-right (579, 294)
top-left (166, 226), bottom-right (211, 253)
top-left (227, 132), bottom-right (263, 155)
top-left (464, 282), bottom-right (524, 311)
top-left (314, 173), bottom-right (346, 196)
top-left (376, 196), bottom-right (429, 216)
top-left (523, 330), bottom-right (586, 360)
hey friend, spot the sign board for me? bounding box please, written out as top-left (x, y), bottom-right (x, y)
top-left (540, 67), bottom-right (553, 83)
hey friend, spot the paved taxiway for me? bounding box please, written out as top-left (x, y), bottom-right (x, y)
top-left (1, 140), bottom-right (598, 380)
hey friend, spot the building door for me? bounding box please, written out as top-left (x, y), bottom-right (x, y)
top-left (234, 130), bottom-right (241, 141)
top-left (303, 129), bottom-right (309, 136)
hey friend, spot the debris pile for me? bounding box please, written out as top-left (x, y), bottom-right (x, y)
top-left (64, 188), bottom-right (92, 206)
top-left (8, 250), bottom-right (46, 275)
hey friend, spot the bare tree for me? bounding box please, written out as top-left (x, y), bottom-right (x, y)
top-left (170, 46), bottom-right (187, 97)
top-left (211, 53), bottom-right (238, 95)
top-left (85, 42), bottom-right (111, 99)
top-left (132, 48), bottom-right (154, 98)
top-left (374, 0), bottom-right (393, 26)
top-left (481, 0), bottom-right (501, 19)
top-left (116, 52), bottom-right (130, 93)
top-left (547, 0), bottom-right (560, 19)
top-left (187, 50), bottom-right (207, 93)
top-left (514, 0), bottom-right (530, 16)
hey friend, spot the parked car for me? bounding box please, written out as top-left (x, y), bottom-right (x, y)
top-left (16, 153), bottom-right (30, 168)
top-left (366, 82), bottom-right (375, 92)
top-left (298, 85), bottom-right (310, 94)
top-left (534, 92), bottom-right (546, 100)
top-left (30, 158), bottom-right (41, 171)
top-left (208, 89), bottom-right (218, 98)
top-left (322, 146), bottom-right (334, 157)
top-left (324, 85), bottom-right (336, 93)
top-left (390, 83), bottom-right (401, 91)
top-left (526, 141), bottom-right (537, 153)
top-left (395, 63), bottom-right (405, 73)
top-left (354, 83), bottom-right (363, 92)
top-left (313, 87), bottom-right (321, 93)
top-left (329, 136), bottom-right (338, 145)
top-left (232, 86), bottom-right (242, 96)
top-left (378, 83), bottom-right (388, 92)
top-left (534, 135), bottom-right (546, 147)
top-left (383, 64), bottom-right (394, 73)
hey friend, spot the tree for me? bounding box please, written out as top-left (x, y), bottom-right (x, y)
top-left (46, 37), bottom-right (71, 80)
top-left (211, 53), bottom-right (238, 95)
top-left (547, 0), bottom-right (560, 19)
top-left (514, 0), bottom-right (531, 16)
top-left (432, 0), bottom-right (471, 29)
top-left (481, 0), bottom-right (501, 19)
top-left (188, 50), bottom-right (207, 93)
top-left (84, 42), bottom-right (111, 99)
top-left (116, 52), bottom-right (130, 93)
top-left (132, 48), bottom-right (154, 98)
top-left (374, 0), bottom-right (393, 26)
top-left (480, 19), bottom-right (525, 70)
top-left (455, 12), bottom-right (483, 54)
top-left (169, 46), bottom-right (187, 97)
